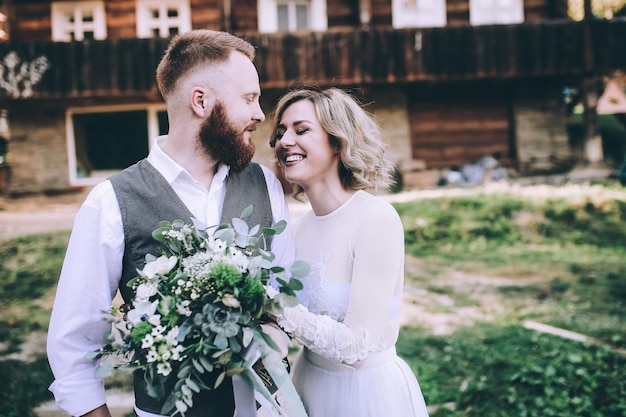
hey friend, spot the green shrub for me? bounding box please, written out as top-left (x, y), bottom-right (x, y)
top-left (0, 356), bottom-right (54, 417)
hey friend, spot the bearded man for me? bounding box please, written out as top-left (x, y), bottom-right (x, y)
top-left (46, 30), bottom-right (295, 417)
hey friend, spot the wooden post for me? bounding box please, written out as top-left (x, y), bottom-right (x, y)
top-left (222, 0), bottom-right (232, 32)
top-left (582, 77), bottom-right (604, 163)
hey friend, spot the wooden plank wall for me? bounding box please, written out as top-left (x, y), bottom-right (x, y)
top-left (9, 1), bottom-right (51, 42)
top-left (6, 0), bottom-right (571, 42)
top-left (370, 0), bottom-right (393, 27)
top-left (190, 0), bottom-right (222, 30)
top-left (327, 0), bottom-right (360, 29)
top-left (2, 19), bottom-right (625, 98)
top-left (230, 0), bottom-right (257, 32)
top-left (106, 0), bottom-right (137, 39)
top-left (408, 82), bottom-right (513, 169)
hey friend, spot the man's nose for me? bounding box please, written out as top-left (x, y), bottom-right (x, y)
top-left (253, 104), bottom-right (265, 123)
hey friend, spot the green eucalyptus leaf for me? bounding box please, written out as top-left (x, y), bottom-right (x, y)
top-left (214, 371), bottom-right (226, 388)
top-left (160, 393), bottom-right (178, 416)
top-left (198, 355), bottom-right (214, 372)
top-left (84, 351), bottom-right (100, 360)
top-left (95, 362), bottom-right (113, 379)
top-left (290, 260), bottom-right (311, 278)
top-left (274, 220), bottom-right (287, 234)
top-left (289, 279), bottom-right (304, 291)
top-left (240, 205), bottom-right (254, 219)
top-left (261, 226), bottom-right (277, 236)
top-left (186, 377), bottom-right (201, 393)
top-left (192, 358), bottom-right (205, 374)
top-left (177, 365), bottom-right (191, 379)
top-left (232, 217), bottom-right (249, 235)
top-left (214, 227), bottom-right (235, 245)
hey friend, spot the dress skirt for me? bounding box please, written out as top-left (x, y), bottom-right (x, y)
top-left (290, 347), bottom-right (429, 417)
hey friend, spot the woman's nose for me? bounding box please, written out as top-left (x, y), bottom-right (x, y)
top-left (278, 130), bottom-right (296, 146)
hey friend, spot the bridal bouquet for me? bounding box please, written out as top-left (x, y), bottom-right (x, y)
top-left (89, 207), bottom-right (309, 417)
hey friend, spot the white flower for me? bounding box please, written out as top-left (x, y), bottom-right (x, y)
top-left (151, 324), bottom-right (166, 337)
top-left (157, 362), bottom-right (172, 376)
top-left (141, 334), bottom-right (155, 349)
top-left (135, 282), bottom-right (158, 301)
top-left (165, 327), bottom-right (179, 345)
top-left (146, 350), bottom-right (158, 363)
top-left (127, 300), bottom-right (161, 326)
top-left (142, 255), bottom-right (178, 279)
top-left (172, 345), bottom-right (184, 361)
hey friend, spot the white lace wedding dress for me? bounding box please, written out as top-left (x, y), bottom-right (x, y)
top-left (276, 191), bottom-right (429, 417)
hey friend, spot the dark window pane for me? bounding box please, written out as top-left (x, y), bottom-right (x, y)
top-left (158, 111), bottom-right (169, 135)
top-left (167, 8), bottom-right (178, 17)
top-left (72, 110), bottom-right (149, 178)
top-left (169, 27), bottom-right (179, 36)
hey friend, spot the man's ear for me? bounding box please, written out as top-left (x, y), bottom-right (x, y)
top-left (191, 88), bottom-right (210, 117)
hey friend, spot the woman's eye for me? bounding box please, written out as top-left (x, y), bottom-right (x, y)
top-left (296, 128), bottom-right (309, 135)
top-left (274, 131), bottom-right (284, 141)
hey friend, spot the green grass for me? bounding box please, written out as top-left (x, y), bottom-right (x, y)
top-left (394, 184), bottom-right (626, 416)
top-left (398, 323), bottom-right (626, 417)
top-left (2, 183), bottom-right (626, 416)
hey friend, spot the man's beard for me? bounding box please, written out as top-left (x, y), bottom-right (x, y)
top-left (197, 101), bottom-right (255, 172)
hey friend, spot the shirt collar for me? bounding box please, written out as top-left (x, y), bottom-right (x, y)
top-left (147, 135), bottom-right (230, 186)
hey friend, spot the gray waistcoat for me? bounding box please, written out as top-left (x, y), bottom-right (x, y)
top-left (109, 159), bottom-right (273, 417)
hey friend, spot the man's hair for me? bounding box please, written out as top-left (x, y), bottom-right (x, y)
top-left (270, 87), bottom-right (395, 197)
top-left (156, 30), bottom-right (256, 100)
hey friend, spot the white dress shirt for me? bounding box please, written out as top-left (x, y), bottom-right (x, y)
top-left (47, 136), bottom-right (295, 417)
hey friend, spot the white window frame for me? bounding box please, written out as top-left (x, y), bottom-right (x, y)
top-left (258, 0), bottom-right (327, 33)
top-left (51, 1), bottom-right (107, 42)
top-left (136, 0), bottom-right (191, 39)
top-left (392, 0), bottom-right (447, 29)
top-left (470, 0), bottom-right (524, 26)
top-left (66, 103), bottom-right (166, 186)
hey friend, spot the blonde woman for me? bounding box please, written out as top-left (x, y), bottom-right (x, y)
top-left (270, 88), bottom-right (429, 417)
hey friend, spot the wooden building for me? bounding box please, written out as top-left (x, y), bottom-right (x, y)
top-left (0, 0), bottom-right (623, 195)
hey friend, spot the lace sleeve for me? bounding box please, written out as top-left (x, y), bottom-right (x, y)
top-left (278, 304), bottom-right (372, 365)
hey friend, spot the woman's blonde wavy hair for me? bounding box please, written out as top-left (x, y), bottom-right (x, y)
top-left (270, 88), bottom-right (395, 199)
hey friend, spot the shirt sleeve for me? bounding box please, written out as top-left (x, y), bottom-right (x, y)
top-left (278, 199), bottom-right (404, 365)
top-left (260, 164), bottom-right (296, 273)
top-left (46, 181), bottom-right (125, 416)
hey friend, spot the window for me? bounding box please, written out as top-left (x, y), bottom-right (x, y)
top-left (51, 1), bottom-right (106, 42)
top-left (136, 0), bottom-right (191, 38)
top-left (392, 0), bottom-right (447, 28)
top-left (66, 104), bottom-right (167, 185)
top-left (258, 0), bottom-right (327, 33)
top-left (470, 0), bottom-right (524, 25)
